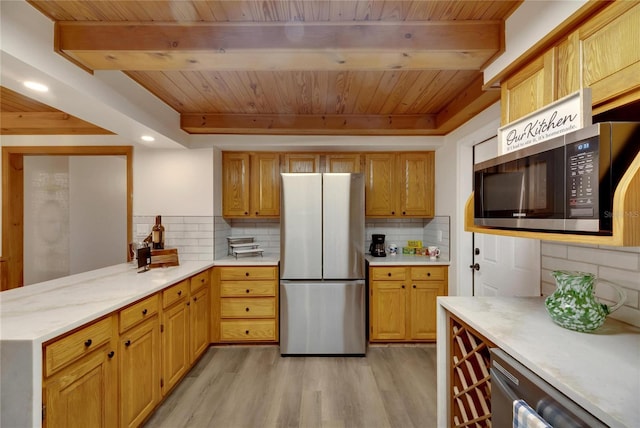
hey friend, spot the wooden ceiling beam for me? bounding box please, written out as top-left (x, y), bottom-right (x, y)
top-left (0, 112), bottom-right (113, 135)
top-left (55, 21), bottom-right (501, 71)
top-left (181, 113), bottom-right (437, 135)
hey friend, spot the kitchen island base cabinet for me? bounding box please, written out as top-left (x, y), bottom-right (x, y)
top-left (369, 265), bottom-right (447, 342)
top-left (119, 299), bottom-right (160, 428)
top-left (42, 315), bottom-right (118, 428)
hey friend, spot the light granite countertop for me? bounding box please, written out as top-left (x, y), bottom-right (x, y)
top-left (436, 296), bottom-right (640, 428)
top-left (365, 254), bottom-right (450, 266)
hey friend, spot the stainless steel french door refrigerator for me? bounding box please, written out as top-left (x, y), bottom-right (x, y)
top-left (279, 173), bottom-right (366, 355)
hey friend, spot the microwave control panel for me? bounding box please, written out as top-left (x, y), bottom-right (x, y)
top-left (567, 138), bottom-right (599, 218)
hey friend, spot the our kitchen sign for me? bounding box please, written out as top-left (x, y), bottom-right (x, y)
top-left (498, 88), bottom-right (592, 155)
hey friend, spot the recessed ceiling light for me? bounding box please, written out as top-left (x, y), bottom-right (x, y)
top-left (141, 135), bottom-right (155, 142)
top-left (23, 81), bottom-right (49, 92)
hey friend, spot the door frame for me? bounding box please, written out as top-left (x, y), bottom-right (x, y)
top-left (1, 146), bottom-right (133, 290)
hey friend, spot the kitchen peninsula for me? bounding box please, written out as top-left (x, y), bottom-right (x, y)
top-left (436, 297), bottom-right (640, 428)
top-left (0, 258), bottom-right (277, 428)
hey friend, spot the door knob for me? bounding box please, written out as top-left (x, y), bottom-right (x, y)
top-left (469, 263), bottom-right (480, 271)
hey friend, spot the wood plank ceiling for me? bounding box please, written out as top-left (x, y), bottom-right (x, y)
top-left (11, 1), bottom-right (522, 136)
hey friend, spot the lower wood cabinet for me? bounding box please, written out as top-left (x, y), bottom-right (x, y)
top-left (370, 265), bottom-right (448, 342)
top-left (119, 295), bottom-right (160, 428)
top-left (42, 315), bottom-right (118, 428)
top-left (42, 268), bottom-right (213, 428)
top-left (212, 266), bottom-right (278, 343)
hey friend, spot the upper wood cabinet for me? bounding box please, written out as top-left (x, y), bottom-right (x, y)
top-left (326, 154), bottom-right (362, 173)
top-left (501, 1), bottom-right (640, 124)
top-left (281, 153), bottom-right (320, 173)
top-left (222, 152), bottom-right (280, 218)
top-left (365, 152), bottom-right (434, 218)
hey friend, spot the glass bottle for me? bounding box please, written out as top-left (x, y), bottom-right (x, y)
top-left (151, 215), bottom-right (165, 249)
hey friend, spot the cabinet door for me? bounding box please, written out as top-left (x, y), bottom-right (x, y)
top-left (399, 152), bottom-right (434, 217)
top-left (282, 154), bottom-right (320, 172)
top-left (326, 154), bottom-right (361, 173)
top-left (370, 281), bottom-right (406, 341)
top-left (409, 282), bottom-right (442, 340)
top-left (190, 287), bottom-right (210, 363)
top-left (501, 50), bottom-right (555, 124)
top-left (161, 299), bottom-right (189, 395)
top-left (222, 152), bottom-right (250, 217)
top-left (364, 154), bottom-right (397, 217)
top-left (251, 153), bottom-right (280, 217)
top-left (44, 345), bottom-right (117, 428)
top-left (120, 318), bottom-right (160, 428)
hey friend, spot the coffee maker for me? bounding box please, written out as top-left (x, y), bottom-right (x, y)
top-left (369, 234), bottom-right (386, 257)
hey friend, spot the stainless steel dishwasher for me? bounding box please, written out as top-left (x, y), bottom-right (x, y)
top-left (490, 348), bottom-right (606, 427)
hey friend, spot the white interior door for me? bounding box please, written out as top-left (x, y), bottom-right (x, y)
top-left (472, 138), bottom-right (541, 296)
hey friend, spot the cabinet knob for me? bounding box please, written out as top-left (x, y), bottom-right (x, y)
top-left (142, 309), bottom-right (148, 315)
top-left (245, 272), bottom-right (250, 277)
top-left (246, 289), bottom-right (250, 294)
top-left (193, 296), bottom-right (198, 302)
top-left (245, 330), bottom-right (250, 335)
top-left (402, 211), bottom-right (406, 215)
top-left (200, 278), bottom-right (205, 283)
top-left (427, 272), bottom-right (431, 277)
top-left (177, 290), bottom-right (182, 296)
top-left (401, 285), bottom-right (405, 289)
top-left (84, 339), bottom-right (92, 347)
top-left (245, 307), bottom-right (250, 312)
top-left (108, 351), bottom-right (115, 359)
top-left (125, 340), bottom-right (131, 347)
top-left (244, 211), bottom-right (248, 215)
top-left (391, 211), bottom-right (395, 215)
top-left (413, 284), bottom-right (416, 288)
top-left (387, 272), bottom-right (391, 277)
top-left (187, 302), bottom-right (190, 306)
top-left (255, 211), bottom-right (259, 215)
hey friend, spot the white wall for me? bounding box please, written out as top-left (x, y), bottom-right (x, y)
top-left (133, 147), bottom-right (214, 216)
top-left (439, 102), bottom-right (502, 296)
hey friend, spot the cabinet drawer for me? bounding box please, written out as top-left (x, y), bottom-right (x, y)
top-left (220, 320), bottom-right (276, 341)
top-left (219, 267), bottom-right (277, 281)
top-left (190, 269), bottom-right (210, 293)
top-left (221, 298), bottom-right (275, 318)
top-left (371, 267), bottom-right (407, 281)
top-left (411, 266), bottom-right (446, 281)
top-left (220, 280), bottom-right (276, 297)
top-left (44, 316), bottom-right (113, 377)
top-left (162, 280), bottom-right (189, 308)
top-left (120, 294), bottom-right (159, 333)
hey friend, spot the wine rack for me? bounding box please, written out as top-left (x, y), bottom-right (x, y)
top-left (450, 316), bottom-right (495, 428)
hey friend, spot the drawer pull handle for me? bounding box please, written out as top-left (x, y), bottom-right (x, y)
top-left (245, 330), bottom-right (250, 335)
top-left (84, 339), bottom-right (92, 347)
top-left (108, 351), bottom-right (115, 359)
top-left (177, 290), bottom-right (182, 296)
top-left (246, 289), bottom-right (250, 294)
top-left (245, 307), bottom-right (250, 312)
top-left (142, 309), bottom-right (148, 315)
top-left (125, 340), bottom-right (131, 347)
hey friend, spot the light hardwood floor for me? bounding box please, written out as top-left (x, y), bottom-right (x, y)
top-left (145, 345), bottom-right (437, 428)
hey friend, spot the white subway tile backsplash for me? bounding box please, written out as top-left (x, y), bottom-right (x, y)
top-left (567, 246), bottom-right (639, 270)
top-left (541, 242), bottom-right (568, 258)
top-left (133, 215), bottom-right (214, 261)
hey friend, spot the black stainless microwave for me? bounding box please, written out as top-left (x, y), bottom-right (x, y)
top-left (474, 122), bottom-right (640, 234)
